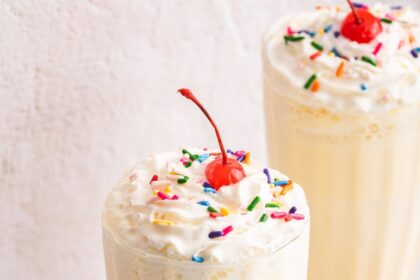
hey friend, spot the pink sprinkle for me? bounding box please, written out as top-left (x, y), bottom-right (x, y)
top-left (398, 40), bottom-right (405, 49)
top-left (234, 150), bottom-right (246, 156)
top-left (171, 194), bottom-right (179, 200)
top-left (271, 212), bottom-right (288, 219)
top-left (287, 26), bottom-right (294, 35)
top-left (157, 191), bottom-right (170, 200)
top-left (180, 158), bottom-right (189, 164)
top-left (373, 42), bottom-right (383, 56)
top-left (222, 225), bottom-right (234, 236)
top-left (291, 213), bottom-right (305, 220)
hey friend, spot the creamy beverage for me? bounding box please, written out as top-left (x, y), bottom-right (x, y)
top-left (263, 3), bottom-right (420, 280)
top-left (102, 149), bottom-right (310, 279)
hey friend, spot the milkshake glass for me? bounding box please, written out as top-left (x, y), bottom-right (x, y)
top-left (263, 3), bottom-right (420, 280)
top-left (102, 148), bottom-right (310, 280)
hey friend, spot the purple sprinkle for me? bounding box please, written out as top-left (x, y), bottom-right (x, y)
top-left (334, 31), bottom-right (341, 38)
top-left (289, 206), bottom-right (297, 214)
top-left (209, 231), bottom-right (223, 239)
top-left (353, 2), bottom-right (368, 9)
top-left (227, 149), bottom-right (234, 155)
top-left (263, 168), bottom-right (272, 184)
top-left (391, 5), bottom-right (403, 10)
top-left (203, 182), bottom-right (214, 189)
top-left (237, 155), bottom-right (245, 162)
top-left (411, 48), bottom-right (419, 58)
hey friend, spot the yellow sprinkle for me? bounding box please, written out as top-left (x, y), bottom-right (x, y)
top-left (318, 28), bottom-right (325, 36)
top-left (153, 190), bottom-right (159, 195)
top-left (336, 6), bottom-right (340, 12)
top-left (169, 171), bottom-right (178, 175)
top-left (153, 219), bottom-right (176, 225)
top-left (328, 52), bottom-right (335, 57)
top-left (280, 181), bottom-right (294, 196)
top-left (244, 152), bottom-right (251, 165)
top-left (164, 186), bottom-right (172, 194)
top-left (220, 207), bottom-right (230, 216)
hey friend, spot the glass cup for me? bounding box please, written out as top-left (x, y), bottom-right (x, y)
top-left (263, 35), bottom-right (420, 279)
top-left (102, 219), bottom-right (310, 280)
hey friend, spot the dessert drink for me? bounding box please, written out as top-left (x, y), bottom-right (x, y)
top-left (102, 90), bottom-right (310, 279)
top-left (263, 2), bottom-right (420, 280)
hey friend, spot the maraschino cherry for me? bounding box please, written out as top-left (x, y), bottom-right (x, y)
top-left (341, 0), bottom-right (382, 44)
top-left (178, 88), bottom-right (246, 190)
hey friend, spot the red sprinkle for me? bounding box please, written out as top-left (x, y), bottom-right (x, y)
top-left (157, 191), bottom-right (170, 200)
top-left (209, 212), bottom-right (223, 219)
top-left (373, 42), bottom-right (383, 56)
top-left (222, 225), bottom-right (234, 236)
top-left (171, 194), bottom-right (179, 200)
top-left (287, 26), bottom-right (294, 35)
top-left (271, 212), bottom-right (288, 219)
top-left (310, 52), bottom-right (322, 60)
top-left (150, 175), bottom-right (158, 184)
top-left (284, 215), bottom-right (292, 222)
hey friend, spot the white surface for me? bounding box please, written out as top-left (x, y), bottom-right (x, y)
top-left (0, 1), bottom-right (418, 279)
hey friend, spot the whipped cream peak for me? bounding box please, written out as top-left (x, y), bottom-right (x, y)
top-left (263, 3), bottom-right (420, 113)
top-left (103, 148), bottom-right (309, 264)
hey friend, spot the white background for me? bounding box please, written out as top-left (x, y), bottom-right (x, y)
top-left (0, 0), bottom-right (419, 279)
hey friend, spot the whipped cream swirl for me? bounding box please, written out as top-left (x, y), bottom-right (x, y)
top-left (263, 3), bottom-right (420, 113)
top-left (102, 148), bottom-right (309, 264)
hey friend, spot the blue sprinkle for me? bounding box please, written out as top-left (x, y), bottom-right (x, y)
top-left (289, 206), bottom-right (297, 214)
top-left (297, 30), bottom-right (316, 37)
top-left (208, 231), bottom-right (223, 239)
top-left (334, 31), bottom-right (341, 38)
top-left (197, 200), bottom-right (210, 206)
top-left (192, 256), bottom-right (204, 263)
top-left (331, 47), bottom-right (341, 58)
top-left (273, 180), bottom-right (289, 186)
top-left (410, 48), bottom-right (420, 58)
top-left (324, 24), bottom-right (333, 33)
top-left (198, 154), bottom-right (210, 163)
top-left (237, 155), bottom-right (245, 162)
top-left (361, 83), bottom-right (367, 92)
top-left (263, 168), bottom-right (272, 184)
top-left (204, 187), bottom-right (216, 194)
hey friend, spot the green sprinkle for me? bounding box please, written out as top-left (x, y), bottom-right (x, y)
top-left (381, 18), bottom-right (393, 24)
top-left (177, 177), bottom-right (188, 184)
top-left (361, 56), bottom-right (377, 67)
top-left (185, 162), bottom-right (192, 168)
top-left (207, 206), bottom-right (219, 213)
top-left (247, 196), bottom-right (261, 211)
top-left (284, 35), bottom-right (305, 43)
top-left (311, 41), bottom-right (324, 51)
top-left (265, 203), bottom-right (280, 208)
top-left (304, 74), bottom-right (317, 90)
top-left (182, 149), bottom-right (198, 161)
top-left (259, 213), bottom-right (268, 223)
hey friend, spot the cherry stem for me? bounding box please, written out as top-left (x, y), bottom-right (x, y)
top-left (346, 0), bottom-right (362, 25)
top-left (178, 88), bottom-right (228, 164)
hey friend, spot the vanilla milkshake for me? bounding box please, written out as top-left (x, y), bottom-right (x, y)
top-left (263, 3), bottom-right (420, 280)
top-left (102, 148), bottom-right (310, 279)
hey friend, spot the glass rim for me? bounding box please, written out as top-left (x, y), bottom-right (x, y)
top-left (102, 217), bottom-right (309, 268)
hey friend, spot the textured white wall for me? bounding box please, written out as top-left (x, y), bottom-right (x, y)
top-left (0, 0), bottom-right (419, 279)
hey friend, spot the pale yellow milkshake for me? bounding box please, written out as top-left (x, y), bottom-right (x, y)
top-left (263, 3), bottom-right (420, 280)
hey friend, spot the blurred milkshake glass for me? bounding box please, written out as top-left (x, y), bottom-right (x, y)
top-left (263, 3), bottom-right (420, 280)
top-left (103, 148), bottom-right (310, 279)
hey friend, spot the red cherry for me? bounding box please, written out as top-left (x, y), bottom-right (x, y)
top-left (341, 1), bottom-right (382, 44)
top-left (205, 157), bottom-right (246, 190)
top-left (178, 88), bottom-right (246, 190)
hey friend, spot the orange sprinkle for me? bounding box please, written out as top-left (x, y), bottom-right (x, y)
top-left (409, 34), bottom-right (415, 45)
top-left (336, 61), bottom-right (345, 77)
top-left (244, 152), bottom-right (251, 164)
top-left (311, 80), bottom-right (320, 93)
top-left (280, 182), bottom-right (294, 196)
top-left (310, 52), bottom-right (322, 60)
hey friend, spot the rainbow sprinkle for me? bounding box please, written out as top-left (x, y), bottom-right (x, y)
top-left (381, 18), bottom-right (393, 24)
top-left (361, 83), bottom-right (367, 92)
top-left (273, 179), bottom-right (290, 186)
top-left (336, 61), bottom-right (345, 77)
top-left (324, 24), bottom-right (333, 33)
top-left (208, 231), bottom-right (223, 239)
top-left (373, 42), bottom-right (383, 56)
top-left (284, 35), bottom-right (305, 43)
top-left (153, 219), bottom-right (176, 225)
top-left (310, 52), bottom-right (322, 60)
top-left (197, 200), bottom-right (210, 206)
top-left (289, 206), bottom-right (297, 214)
top-left (410, 48), bottom-right (420, 58)
top-left (247, 196), bottom-right (261, 211)
top-left (304, 74), bottom-right (317, 90)
top-left (222, 225), bottom-right (234, 236)
top-left (263, 168), bottom-right (272, 184)
top-left (265, 203), bottom-right (281, 208)
top-left (311, 41), bottom-right (324, 52)
top-left (259, 213), bottom-right (268, 223)
top-left (192, 256), bottom-right (204, 263)
top-left (361, 56), bottom-right (377, 67)
top-left (207, 206), bottom-right (219, 213)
